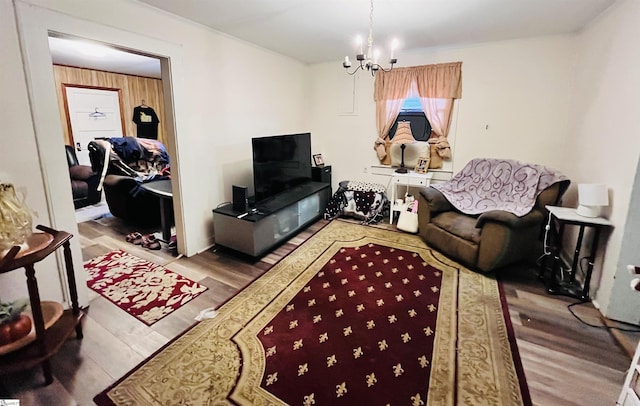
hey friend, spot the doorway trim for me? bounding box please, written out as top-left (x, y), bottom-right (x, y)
top-left (14, 1), bottom-right (188, 307)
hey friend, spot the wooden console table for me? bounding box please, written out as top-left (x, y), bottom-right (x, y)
top-left (0, 225), bottom-right (84, 385)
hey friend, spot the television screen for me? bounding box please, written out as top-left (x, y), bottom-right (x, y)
top-left (252, 133), bottom-right (312, 203)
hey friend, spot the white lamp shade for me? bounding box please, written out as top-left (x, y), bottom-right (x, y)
top-left (577, 183), bottom-right (608, 217)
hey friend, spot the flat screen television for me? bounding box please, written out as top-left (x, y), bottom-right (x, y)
top-left (252, 132), bottom-right (312, 203)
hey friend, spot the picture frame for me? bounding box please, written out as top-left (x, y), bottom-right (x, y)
top-left (414, 157), bottom-right (429, 174)
top-left (313, 154), bottom-right (325, 167)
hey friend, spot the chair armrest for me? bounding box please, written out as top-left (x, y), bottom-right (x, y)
top-left (476, 209), bottom-right (544, 229)
top-left (418, 187), bottom-right (453, 213)
top-left (69, 165), bottom-right (95, 181)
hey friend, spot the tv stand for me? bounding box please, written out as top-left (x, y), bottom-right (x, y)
top-left (212, 181), bottom-right (330, 257)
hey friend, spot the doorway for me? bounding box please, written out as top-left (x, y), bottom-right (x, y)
top-left (49, 34), bottom-right (179, 243)
top-left (63, 85), bottom-right (125, 165)
top-left (16, 3), bottom-right (189, 308)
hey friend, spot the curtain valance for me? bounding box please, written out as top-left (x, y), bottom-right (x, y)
top-left (374, 62), bottom-right (462, 101)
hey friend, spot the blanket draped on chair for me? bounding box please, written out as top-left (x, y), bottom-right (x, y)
top-left (433, 158), bottom-right (568, 217)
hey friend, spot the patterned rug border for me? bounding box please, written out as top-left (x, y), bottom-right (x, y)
top-left (497, 280), bottom-right (533, 406)
top-left (94, 220), bottom-right (332, 406)
top-left (95, 220), bottom-right (531, 405)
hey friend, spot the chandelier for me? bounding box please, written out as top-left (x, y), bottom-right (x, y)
top-left (343, 0), bottom-right (398, 76)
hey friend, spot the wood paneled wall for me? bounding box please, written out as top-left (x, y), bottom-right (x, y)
top-left (52, 65), bottom-right (167, 146)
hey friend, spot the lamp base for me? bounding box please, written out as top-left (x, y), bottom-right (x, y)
top-left (576, 204), bottom-right (600, 218)
top-left (395, 167), bottom-right (408, 174)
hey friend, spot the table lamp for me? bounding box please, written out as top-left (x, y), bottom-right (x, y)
top-left (576, 183), bottom-right (608, 218)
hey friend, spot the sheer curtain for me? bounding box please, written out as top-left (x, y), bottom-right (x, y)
top-left (415, 62), bottom-right (461, 137)
top-left (374, 69), bottom-right (414, 156)
top-left (373, 62), bottom-right (462, 163)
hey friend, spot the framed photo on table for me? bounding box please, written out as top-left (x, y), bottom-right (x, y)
top-left (414, 157), bottom-right (429, 174)
top-left (313, 154), bottom-right (325, 167)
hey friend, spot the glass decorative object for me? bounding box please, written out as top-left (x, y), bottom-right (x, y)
top-left (0, 183), bottom-right (33, 251)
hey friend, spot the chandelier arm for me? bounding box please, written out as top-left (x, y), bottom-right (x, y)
top-left (374, 64), bottom-right (395, 73)
top-left (344, 64), bottom-right (364, 76)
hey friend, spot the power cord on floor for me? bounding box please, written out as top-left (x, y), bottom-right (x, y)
top-left (567, 301), bottom-right (640, 332)
top-left (535, 213), bottom-right (554, 267)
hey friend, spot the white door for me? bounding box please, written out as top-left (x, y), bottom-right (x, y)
top-left (64, 86), bottom-right (123, 165)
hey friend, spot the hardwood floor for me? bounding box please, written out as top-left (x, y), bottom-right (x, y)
top-left (0, 215), bottom-right (636, 405)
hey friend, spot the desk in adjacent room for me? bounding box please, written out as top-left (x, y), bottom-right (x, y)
top-left (141, 179), bottom-right (173, 242)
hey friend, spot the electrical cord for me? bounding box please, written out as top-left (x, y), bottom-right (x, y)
top-left (568, 252), bottom-right (640, 331)
top-left (535, 212), bottom-right (554, 266)
top-left (567, 301), bottom-right (640, 332)
top-left (543, 212), bottom-right (552, 256)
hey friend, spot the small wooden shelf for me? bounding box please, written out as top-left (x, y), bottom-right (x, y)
top-left (0, 310), bottom-right (83, 374)
top-left (0, 301), bottom-right (63, 356)
top-left (0, 225), bottom-right (84, 385)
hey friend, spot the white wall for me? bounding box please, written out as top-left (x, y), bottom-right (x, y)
top-left (308, 3), bottom-right (640, 321)
top-left (0, 0), bottom-right (68, 305)
top-left (1, 0), bottom-right (309, 306)
top-left (308, 36), bottom-right (577, 192)
top-left (566, 0), bottom-right (640, 319)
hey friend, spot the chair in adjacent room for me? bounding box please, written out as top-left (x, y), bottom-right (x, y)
top-left (65, 145), bottom-right (102, 209)
top-left (88, 138), bottom-right (171, 227)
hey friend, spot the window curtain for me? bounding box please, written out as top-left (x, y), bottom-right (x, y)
top-left (373, 62), bottom-right (462, 162)
top-left (415, 62), bottom-right (461, 137)
top-left (373, 71), bottom-right (414, 161)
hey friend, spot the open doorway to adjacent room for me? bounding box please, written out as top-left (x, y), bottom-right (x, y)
top-left (48, 33), bottom-right (179, 253)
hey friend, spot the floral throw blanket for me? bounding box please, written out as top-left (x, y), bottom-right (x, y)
top-left (433, 158), bottom-right (569, 217)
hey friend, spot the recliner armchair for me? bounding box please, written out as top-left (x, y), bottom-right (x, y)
top-left (65, 145), bottom-right (102, 209)
top-left (417, 158), bottom-right (569, 272)
top-left (88, 138), bottom-right (171, 227)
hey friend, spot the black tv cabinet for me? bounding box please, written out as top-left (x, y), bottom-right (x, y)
top-left (212, 181), bottom-right (330, 257)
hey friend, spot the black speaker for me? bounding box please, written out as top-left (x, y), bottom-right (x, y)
top-left (232, 185), bottom-right (249, 213)
top-left (312, 165), bottom-right (331, 183)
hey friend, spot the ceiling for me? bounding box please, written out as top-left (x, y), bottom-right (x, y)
top-left (138, 0), bottom-right (617, 64)
top-left (48, 35), bottom-right (162, 78)
top-left (48, 0), bottom-right (617, 77)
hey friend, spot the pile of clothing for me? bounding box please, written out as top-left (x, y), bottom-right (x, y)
top-left (324, 181), bottom-right (389, 224)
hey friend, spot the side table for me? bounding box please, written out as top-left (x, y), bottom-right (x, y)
top-left (389, 171), bottom-right (433, 224)
top-left (0, 225), bottom-right (84, 385)
top-left (140, 179), bottom-right (173, 242)
top-left (544, 206), bottom-right (613, 301)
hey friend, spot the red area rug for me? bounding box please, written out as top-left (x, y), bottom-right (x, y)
top-left (258, 244), bottom-right (442, 404)
top-left (95, 221), bottom-right (530, 405)
top-left (85, 249), bottom-right (207, 325)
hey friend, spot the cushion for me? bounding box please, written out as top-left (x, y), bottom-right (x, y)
top-left (391, 121), bottom-right (416, 144)
top-left (390, 142), bottom-right (430, 168)
top-left (431, 212), bottom-right (482, 244)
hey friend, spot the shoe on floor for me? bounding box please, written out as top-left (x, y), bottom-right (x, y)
top-left (168, 235), bottom-right (177, 251)
top-left (141, 234), bottom-right (161, 250)
top-left (125, 232), bottom-right (143, 245)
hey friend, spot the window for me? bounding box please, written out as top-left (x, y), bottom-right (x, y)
top-left (388, 97), bottom-right (432, 141)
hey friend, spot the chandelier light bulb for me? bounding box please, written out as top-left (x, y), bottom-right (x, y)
top-left (390, 38), bottom-right (399, 60)
top-left (356, 35), bottom-right (363, 55)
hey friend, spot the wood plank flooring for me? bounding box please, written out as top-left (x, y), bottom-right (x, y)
top-left (0, 215), bottom-right (637, 405)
